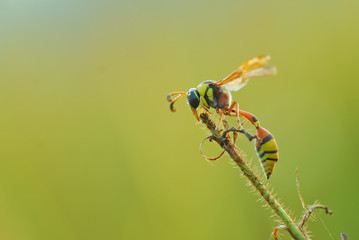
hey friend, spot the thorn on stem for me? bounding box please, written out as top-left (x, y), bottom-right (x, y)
top-left (296, 168), bottom-right (306, 211)
top-left (298, 204), bottom-right (333, 229)
top-left (272, 225), bottom-right (289, 240)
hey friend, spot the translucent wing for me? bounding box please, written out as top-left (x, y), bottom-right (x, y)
top-left (221, 66), bottom-right (277, 91)
top-left (215, 55), bottom-right (276, 92)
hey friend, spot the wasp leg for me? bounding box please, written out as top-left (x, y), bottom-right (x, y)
top-left (225, 103), bottom-right (257, 133)
top-left (217, 109), bottom-right (225, 129)
top-left (167, 91), bottom-right (188, 112)
top-left (198, 105), bottom-right (211, 116)
top-left (209, 109), bottom-right (225, 141)
top-left (191, 107), bottom-right (200, 122)
top-left (225, 108), bottom-right (261, 132)
top-left (225, 101), bottom-right (241, 124)
top-left (240, 118), bottom-right (248, 127)
top-left (233, 109), bottom-right (261, 128)
top-left (225, 103), bottom-right (254, 132)
top-left (224, 112), bottom-right (258, 143)
top-left (221, 127), bottom-right (258, 142)
top-left (203, 106), bottom-right (212, 115)
top-left (225, 105), bottom-right (253, 141)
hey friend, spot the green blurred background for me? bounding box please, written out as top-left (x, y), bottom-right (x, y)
top-left (0, 0), bottom-right (358, 239)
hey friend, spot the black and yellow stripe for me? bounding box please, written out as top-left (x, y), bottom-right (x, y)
top-left (255, 128), bottom-right (279, 179)
top-left (196, 80), bottom-right (223, 109)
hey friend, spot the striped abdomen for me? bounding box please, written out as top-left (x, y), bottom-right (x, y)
top-left (255, 127), bottom-right (279, 179)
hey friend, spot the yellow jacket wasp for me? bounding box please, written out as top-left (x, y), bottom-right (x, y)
top-left (167, 55), bottom-right (279, 179)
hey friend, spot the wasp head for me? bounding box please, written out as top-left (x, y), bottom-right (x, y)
top-left (187, 88), bottom-right (200, 109)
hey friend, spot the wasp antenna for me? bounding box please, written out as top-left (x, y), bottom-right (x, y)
top-left (167, 94), bottom-right (172, 102)
top-left (167, 92), bottom-right (188, 112)
top-left (170, 101), bottom-right (176, 112)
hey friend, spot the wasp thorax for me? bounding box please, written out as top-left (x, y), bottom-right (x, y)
top-left (187, 88), bottom-right (200, 109)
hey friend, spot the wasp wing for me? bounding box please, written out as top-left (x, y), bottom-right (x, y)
top-left (221, 66), bottom-right (277, 91)
top-left (215, 55), bottom-right (276, 92)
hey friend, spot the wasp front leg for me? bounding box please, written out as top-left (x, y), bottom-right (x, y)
top-left (215, 108), bottom-right (225, 130)
top-left (209, 108), bottom-right (225, 141)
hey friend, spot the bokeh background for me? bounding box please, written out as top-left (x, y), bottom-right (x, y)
top-left (0, 0), bottom-right (358, 239)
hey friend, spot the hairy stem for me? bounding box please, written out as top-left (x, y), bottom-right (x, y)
top-left (200, 113), bottom-right (307, 240)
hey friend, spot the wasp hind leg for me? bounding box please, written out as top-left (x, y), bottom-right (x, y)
top-left (225, 102), bottom-right (257, 139)
top-left (221, 127), bottom-right (258, 143)
top-left (227, 110), bottom-right (248, 126)
top-left (225, 101), bottom-right (242, 126)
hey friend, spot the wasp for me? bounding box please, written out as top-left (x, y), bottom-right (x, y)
top-left (167, 55), bottom-right (279, 179)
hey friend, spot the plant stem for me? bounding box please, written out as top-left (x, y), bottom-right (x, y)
top-left (200, 114), bottom-right (307, 240)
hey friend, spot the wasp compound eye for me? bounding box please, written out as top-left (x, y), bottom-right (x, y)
top-left (187, 88), bottom-right (200, 109)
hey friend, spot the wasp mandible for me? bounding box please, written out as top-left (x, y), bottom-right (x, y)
top-left (167, 55), bottom-right (279, 179)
